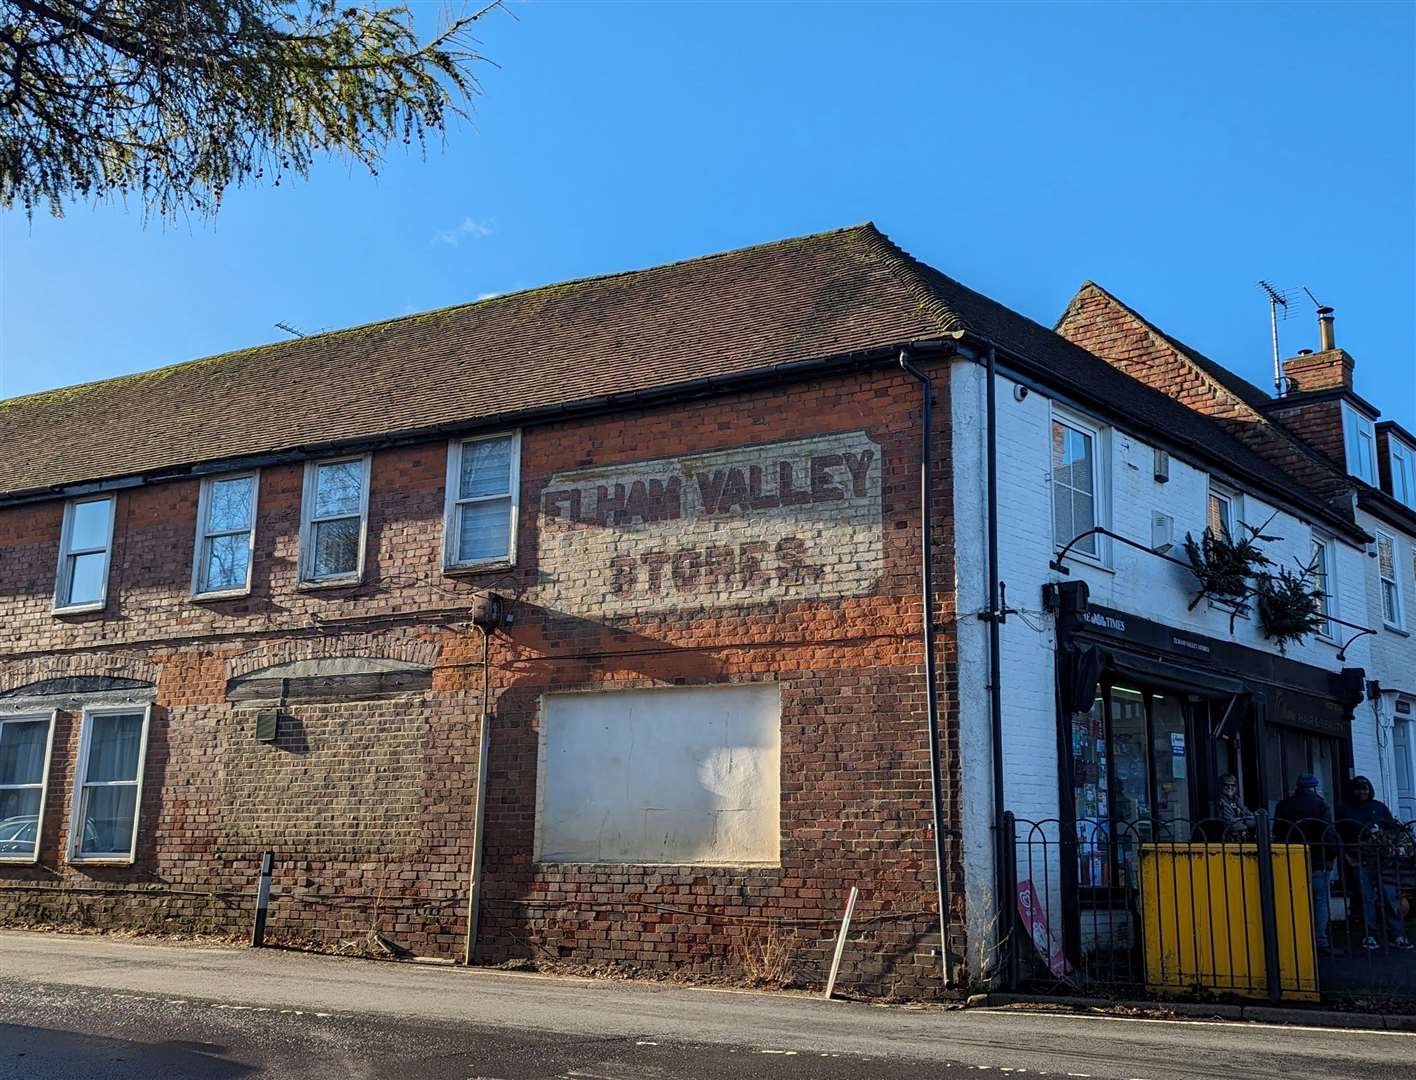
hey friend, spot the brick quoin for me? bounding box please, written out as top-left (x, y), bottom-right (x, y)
top-left (0, 364), bottom-right (964, 998)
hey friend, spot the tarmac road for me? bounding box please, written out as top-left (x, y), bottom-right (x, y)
top-left (0, 930), bottom-right (1411, 1079)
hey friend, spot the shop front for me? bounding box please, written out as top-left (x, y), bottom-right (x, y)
top-left (1044, 581), bottom-right (1366, 975)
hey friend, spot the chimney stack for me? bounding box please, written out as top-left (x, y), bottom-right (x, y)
top-left (1318, 306), bottom-right (1335, 352)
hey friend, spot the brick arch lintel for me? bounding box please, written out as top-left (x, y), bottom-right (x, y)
top-left (225, 630), bottom-right (442, 680)
top-left (0, 652), bottom-right (161, 694)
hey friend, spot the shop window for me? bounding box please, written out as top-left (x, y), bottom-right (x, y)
top-left (0, 713), bottom-right (56, 863)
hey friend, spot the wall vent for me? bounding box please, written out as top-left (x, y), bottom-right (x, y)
top-left (1151, 512), bottom-right (1175, 554)
top-left (1153, 449), bottom-right (1170, 484)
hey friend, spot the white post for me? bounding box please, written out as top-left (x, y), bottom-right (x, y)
top-left (823, 886), bottom-right (860, 1001)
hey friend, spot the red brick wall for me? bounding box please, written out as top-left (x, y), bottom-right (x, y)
top-left (0, 362), bottom-right (962, 997)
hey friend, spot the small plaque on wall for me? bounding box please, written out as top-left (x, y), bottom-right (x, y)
top-left (254, 710), bottom-right (279, 743)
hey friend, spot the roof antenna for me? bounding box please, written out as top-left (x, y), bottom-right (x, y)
top-left (274, 321), bottom-right (306, 338)
top-left (1258, 281), bottom-right (1291, 395)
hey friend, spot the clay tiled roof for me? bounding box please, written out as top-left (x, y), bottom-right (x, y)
top-left (0, 224), bottom-right (1365, 540)
top-left (0, 224), bottom-right (950, 499)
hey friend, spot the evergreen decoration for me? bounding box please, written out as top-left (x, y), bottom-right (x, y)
top-left (1255, 562), bottom-right (1327, 654)
top-left (1182, 523), bottom-right (1274, 616)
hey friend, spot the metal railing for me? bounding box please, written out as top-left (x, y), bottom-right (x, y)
top-left (1002, 811), bottom-right (1416, 1004)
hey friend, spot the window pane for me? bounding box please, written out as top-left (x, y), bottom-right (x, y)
top-left (206, 476), bottom-right (254, 533)
top-left (313, 518), bottom-right (360, 578)
top-left (1052, 481), bottom-right (1072, 547)
top-left (1378, 535), bottom-right (1395, 580)
top-left (1072, 491), bottom-right (1097, 553)
top-left (78, 784), bottom-right (137, 855)
top-left (84, 714), bottom-right (144, 783)
top-left (202, 534), bottom-right (250, 592)
top-left (1384, 581), bottom-right (1400, 624)
top-left (0, 788), bottom-right (41, 857)
top-left (458, 499), bottom-right (512, 564)
top-left (1208, 494), bottom-right (1230, 538)
top-left (0, 721), bottom-right (48, 786)
top-left (313, 461), bottom-right (364, 518)
top-left (1067, 429), bottom-right (1093, 494)
top-left (69, 499), bottom-right (111, 550)
top-left (65, 552), bottom-right (107, 607)
top-left (459, 437), bottom-right (513, 500)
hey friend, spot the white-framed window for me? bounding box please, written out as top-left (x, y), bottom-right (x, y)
top-left (1377, 529), bottom-right (1404, 629)
top-left (68, 705), bottom-right (151, 863)
top-left (53, 495), bottom-right (116, 613)
top-left (191, 472), bottom-right (259, 598)
top-left (0, 712), bottom-right (57, 864)
top-left (1208, 484), bottom-right (1240, 540)
top-left (443, 432), bottom-right (520, 571)
top-left (1343, 403), bottom-right (1378, 484)
top-left (1310, 530), bottom-right (1335, 639)
top-left (1050, 412), bottom-right (1106, 562)
top-left (1390, 439), bottom-right (1416, 509)
top-left (299, 455), bottom-right (371, 585)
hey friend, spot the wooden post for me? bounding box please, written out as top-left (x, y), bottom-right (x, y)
top-left (823, 886), bottom-right (859, 1001)
top-left (251, 851), bottom-right (273, 947)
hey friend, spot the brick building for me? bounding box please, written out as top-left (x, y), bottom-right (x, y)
top-left (1, 224), bottom-right (1403, 997)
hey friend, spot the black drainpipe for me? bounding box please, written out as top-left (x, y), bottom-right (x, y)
top-left (898, 349), bottom-right (955, 988)
top-left (983, 346), bottom-right (1008, 959)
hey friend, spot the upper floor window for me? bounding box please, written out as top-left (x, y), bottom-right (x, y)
top-left (1377, 530), bottom-right (1404, 629)
top-left (0, 713), bottom-right (56, 863)
top-left (1208, 485), bottom-right (1238, 540)
top-left (53, 495), bottom-right (116, 613)
top-left (1343, 403), bottom-right (1377, 484)
top-left (1310, 531), bottom-right (1335, 639)
top-left (192, 473), bottom-right (259, 598)
top-left (1051, 415), bottom-right (1102, 559)
top-left (1390, 439), bottom-right (1416, 509)
top-left (68, 706), bottom-right (150, 863)
top-left (299, 455), bottom-right (370, 585)
top-left (444, 432), bottom-right (520, 570)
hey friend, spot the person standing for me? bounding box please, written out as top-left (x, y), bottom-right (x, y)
top-left (1275, 773), bottom-right (1335, 950)
top-left (1339, 776), bottom-right (1413, 951)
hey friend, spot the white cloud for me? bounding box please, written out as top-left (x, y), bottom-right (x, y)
top-left (431, 218), bottom-right (494, 247)
top-left (475, 291), bottom-right (503, 301)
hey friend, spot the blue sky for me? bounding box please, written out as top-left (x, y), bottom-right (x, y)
top-left (3, 1), bottom-right (1413, 430)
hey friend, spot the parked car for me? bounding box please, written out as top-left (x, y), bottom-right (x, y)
top-left (0, 814), bottom-right (38, 856)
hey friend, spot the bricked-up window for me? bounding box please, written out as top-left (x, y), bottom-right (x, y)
top-left (0, 713), bottom-right (56, 863)
top-left (537, 684), bottom-right (781, 866)
top-left (1343, 403), bottom-right (1377, 485)
top-left (53, 494), bottom-right (116, 613)
top-left (443, 432), bottom-right (520, 570)
top-left (299, 455), bottom-right (371, 585)
top-left (68, 706), bottom-right (150, 863)
top-left (192, 472), bottom-right (259, 598)
top-left (1377, 530), bottom-right (1404, 629)
top-left (1311, 531), bottom-right (1335, 639)
top-left (1051, 415), bottom-right (1101, 558)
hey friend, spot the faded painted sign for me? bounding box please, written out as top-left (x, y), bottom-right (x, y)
top-left (533, 431), bottom-right (884, 616)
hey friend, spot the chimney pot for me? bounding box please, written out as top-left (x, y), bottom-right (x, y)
top-left (1297, 349), bottom-right (1313, 356)
top-left (1318, 306), bottom-right (1335, 352)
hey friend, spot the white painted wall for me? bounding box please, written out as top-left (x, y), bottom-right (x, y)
top-left (535, 683), bottom-right (781, 865)
top-left (951, 358), bottom-right (1387, 975)
top-left (1354, 506), bottom-right (1416, 809)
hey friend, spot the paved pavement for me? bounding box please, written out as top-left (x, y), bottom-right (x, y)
top-left (1, 931), bottom-right (1413, 1079)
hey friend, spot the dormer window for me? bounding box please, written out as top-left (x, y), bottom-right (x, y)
top-left (1390, 438), bottom-right (1415, 509)
top-left (1343, 402), bottom-right (1377, 485)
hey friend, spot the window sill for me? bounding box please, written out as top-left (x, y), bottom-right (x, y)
top-left (1383, 624), bottom-right (1411, 638)
top-left (1053, 548), bottom-right (1114, 576)
top-left (67, 856), bottom-right (137, 866)
top-left (296, 577), bottom-right (363, 593)
top-left (52, 602), bottom-right (105, 617)
top-left (444, 560), bottom-right (515, 578)
top-left (0, 855), bottom-right (40, 865)
top-left (191, 588), bottom-right (253, 604)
